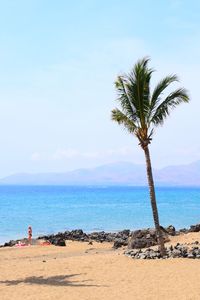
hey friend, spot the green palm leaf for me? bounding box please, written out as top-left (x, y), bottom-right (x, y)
top-left (151, 88), bottom-right (189, 125)
top-left (150, 75), bottom-right (178, 111)
top-left (115, 76), bottom-right (138, 121)
top-left (111, 108), bottom-right (137, 133)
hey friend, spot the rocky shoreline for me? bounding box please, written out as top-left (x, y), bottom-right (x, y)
top-left (125, 241), bottom-right (200, 259)
top-left (2, 229), bottom-right (131, 248)
top-left (2, 223), bottom-right (200, 252)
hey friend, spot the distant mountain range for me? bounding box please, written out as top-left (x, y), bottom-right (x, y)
top-left (0, 161), bottom-right (200, 186)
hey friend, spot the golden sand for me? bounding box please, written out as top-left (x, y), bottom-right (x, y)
top-left (1, 233), bottom-right (200, 300)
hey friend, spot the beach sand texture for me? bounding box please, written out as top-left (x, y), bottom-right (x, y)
top-left (1, 233), bottom-right (200, 300)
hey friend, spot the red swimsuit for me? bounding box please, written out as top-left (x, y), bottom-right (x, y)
top-left (28, 227), bottom-right (32, 240)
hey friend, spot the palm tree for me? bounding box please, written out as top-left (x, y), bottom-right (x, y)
top-left (111, 57), bottom-right (189, 256)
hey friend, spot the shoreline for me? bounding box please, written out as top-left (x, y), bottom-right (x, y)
top-left (2, 222), bottom-right (200, 248)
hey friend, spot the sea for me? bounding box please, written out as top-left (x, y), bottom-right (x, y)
top-left (0, 185), bottom-right (200, 244)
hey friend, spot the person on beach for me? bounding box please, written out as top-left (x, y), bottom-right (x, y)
top-left (28, 226), bottom-right (32, 245)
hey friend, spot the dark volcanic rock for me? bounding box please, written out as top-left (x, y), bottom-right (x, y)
top-left (178, 223), bottom-right (200, 234)
top-left (4, 240), bottom-right (17, 247)
top-left (112, 230), bottom-right (130, 248)
top-left (125, 243), bottom-right (200, 260)
top-left (113, 238), bottom-right (128, 249)
top-left (37, 229), bottom-right (130, 247)
top-left (3, 238), bottom-right (31, 247)
top-left (3, 223), bottom-right (200, 249)
top-left (165, 225), bottom-right (176, 236)
top-left (189, 224), bottom-right (200, 232)
top-left (128, 228), bottom-right (169, 249)
top-left (179, 228), bottom-right (189, 234)
top-left (52, 238), bottom-right (66, 246)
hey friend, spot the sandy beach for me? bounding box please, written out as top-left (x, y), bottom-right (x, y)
top-left (0, 233), bottom-right (200, 300)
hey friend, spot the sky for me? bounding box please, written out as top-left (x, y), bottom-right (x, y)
top-left (0, 0), bottom-right (200, 177)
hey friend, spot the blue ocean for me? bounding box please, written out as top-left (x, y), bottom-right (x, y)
top-left (0, 185), bottom-right (200, 244)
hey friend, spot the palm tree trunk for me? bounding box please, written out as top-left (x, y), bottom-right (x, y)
top-left (143, 145), bottom-right (165, 256)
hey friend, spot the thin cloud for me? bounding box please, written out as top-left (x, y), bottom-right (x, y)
top-left (31, 152), bottom-right (41, 161)
top-left (31, 147), bottom-right (135, 161)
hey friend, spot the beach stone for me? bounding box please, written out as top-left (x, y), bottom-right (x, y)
top-left (121, 229), bottom-right (130, 236)
top-left (191, 247), bottom-right (200, 257)
top-left (187, 253), bottom-right (195, 259)
top-left (125, 248), bottom-right (162, 260)
top-left (189, 224), bottom-right (200, 232)
top-left (124, 249), bottom-right (138, 257)
top-left (166, 225), bottom-right (176, 236)
top-left (128, 228), bottom-right (169, 249)
top-left (171, 249), bottom-right (181, 258)
top-left (36, 228), bottom-right (149, 248)
top-left (179, 228), bottom-right (188, 234)
top-left (53, 239), bottom-right (66, 246)
top-left (71, 229), bottom-right (84, 238)
top-left (150, 251), bottom-right (160, 259)
top-left (4, 240), bottom-right (17, 247)
top-left (138, 253), bottom-right (146, 259)
top-left (128, 229), bottom-right (155, 249)
top-left (125, 243), bottom-right (200, 260)
top-left (181, 246), bottom-right (189, 256)
top-left (113, 238), bottom-right (128, 249)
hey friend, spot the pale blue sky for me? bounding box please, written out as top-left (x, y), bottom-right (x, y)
top-left (0, 0), bottom-right (199, 176)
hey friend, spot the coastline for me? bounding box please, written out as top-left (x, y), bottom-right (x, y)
top-left (2, 222), bottom-right (200, 248)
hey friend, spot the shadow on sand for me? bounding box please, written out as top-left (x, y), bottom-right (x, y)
top-left (0, 273), bottom-right (102, 287)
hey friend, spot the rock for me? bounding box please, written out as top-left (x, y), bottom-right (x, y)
top-left (125, 248), bottom-right (162, 260)
top-left (171, 249), bottom-right (181, 258)
top-left (179, 228), bottom-right (188, 233)
top-left (187, 253), bottom-right (195, 259)
top-left (128, 228), bottom-right (169, 249)
top-left (4, 240), bottom-right (17, 247)
top-left (53, 239), bottom-right (66, 246)
top-left (189, 224), bottom-right (200, 232)
top-left (151, 251), bottom-right (161, 259)
top-left (125, 243), bottom-right (200, 260)
top-left (38, 229), bottom-right (115, 245)
top-left (113, 238), bottom-right (128, 249)
top-left (124, 249), bottom-right (138, 257)
top-left (180, 246), bottom-right (189, 255)
top-left (166, 225), bottom-right (176, 236)
top-left (16, 227), bottom-right (171, 249)
top-left (138, 253), bottom-right (146, 259)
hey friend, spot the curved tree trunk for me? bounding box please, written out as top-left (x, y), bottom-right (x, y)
top-left (143, 145), bottom-right (165, 256)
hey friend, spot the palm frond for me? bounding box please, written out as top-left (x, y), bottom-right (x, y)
top-left (127, 57), bottom-right (154, 126)
top-left (151, 88), bottom-right (189, 125)
top-left (115, 76), bottom-right (138, 121)
top-left (150, 75), bottom-right (179, 112)
top-left (111, 57), bottom-right (190, 142)
top-left (111, 108), bottom-right (137, 133)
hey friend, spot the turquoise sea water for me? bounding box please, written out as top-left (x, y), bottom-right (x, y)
top-left (0, 186), bottom-right (200, 244)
